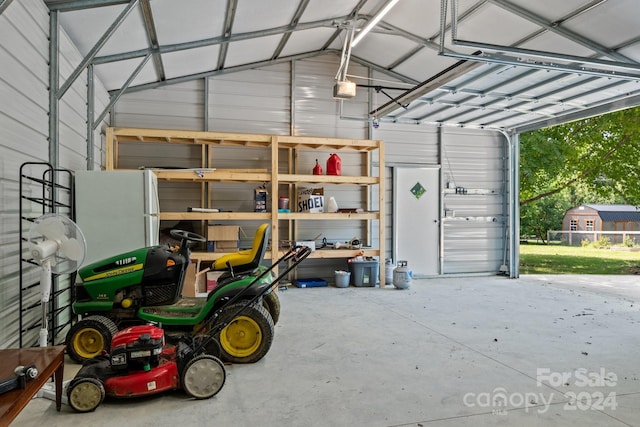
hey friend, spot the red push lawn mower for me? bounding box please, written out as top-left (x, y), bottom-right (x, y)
top-left (66, 324), bottom-right (225, 412)
top-left (66, 244), bottom-right (312, 412)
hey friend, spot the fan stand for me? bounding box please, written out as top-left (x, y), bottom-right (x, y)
top-left (39, 260), bottom-right (53, 347)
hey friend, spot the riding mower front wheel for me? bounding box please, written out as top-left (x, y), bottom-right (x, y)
top-left (66, 315), bottom-right (119, 363)
top-left (216, 302), bottom-right (274, 364)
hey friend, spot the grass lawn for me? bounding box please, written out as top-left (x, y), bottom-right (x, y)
top-left (519, 243), bottom-right (640, 274)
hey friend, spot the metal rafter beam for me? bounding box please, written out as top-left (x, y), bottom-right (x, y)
top-left (45, 0), bottom-right (129, 11)
top-left (393, 64), bottom-right (505, 119)
top-left (480, 82), bottom-right (636, 130)
top-left (271, 0), bottom-right (310, 60)
top-left (432, 72), bottom-right (596, 123)
top-left (216, 0), bottom-right (237, 70)
top-left (111, 48), bottom-right (419, 96)
top-left (444, 51), bottom-right (640, 80)
top-left (514, 92), bottom-right (640, 134)
top-left (487, 0), bottom-right (633, 63)
top-left (112, 50), bottom-right (329, 94)
top-left (372, 53), bottom-right (482, 118)
top-left (454, 39), bottom-right (640, 73)
top-left (57, 0), bottom-right (138, 99)
top-left (94, 15), bottom-right (346, 65)
top-left (0, 0), bottom-right (15, 15)
top-left (140, 0), bottom-right (165, 82)
top-left (420, 69), bottom-right (590, 122)
top-left (457, 78), bottom-right (625, 127)
top-left (319, 0), bottom-right (367, 52)
top-left (94, 54), bottom-right (151, 127)
top-left (346, 52), bottom-right (419, 85)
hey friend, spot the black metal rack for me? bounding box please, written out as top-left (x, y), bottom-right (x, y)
top-left (18, 162), bottom-right (76, 347)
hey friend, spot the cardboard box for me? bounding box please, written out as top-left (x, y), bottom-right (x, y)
top-left (297, 187), bottom-right (324, 213)
top-left (213, 240), bottom-right (239, 253)
top-left (208, 225), bottom-right (240, 241)
top-left (182, 260), bottom-right (209, 297)
top-left (206, 271), bottom-right (224, 292)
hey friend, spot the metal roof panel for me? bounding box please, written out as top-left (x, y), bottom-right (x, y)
top-left (44, 0), bottom-right (640, 132)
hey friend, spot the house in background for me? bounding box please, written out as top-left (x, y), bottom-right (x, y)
top-left (562, 204), bottom-right (640, 244)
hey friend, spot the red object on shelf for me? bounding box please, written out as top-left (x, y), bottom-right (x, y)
top-left (326, 153), bottom-right (341, 176)
top-left (312, 159), bottom-right (323, 175)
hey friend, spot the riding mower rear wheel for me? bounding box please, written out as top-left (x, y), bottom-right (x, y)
top-left (262, 290), bottom-right (281, 325)
top-left (66, 315), bottom-right (119, 363)
top-left (216, 302), bottom-right (274, 364)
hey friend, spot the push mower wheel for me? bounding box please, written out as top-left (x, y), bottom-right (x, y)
top-left (216, 302), bottom-right (274, 364)
top-left (262, 290), bottom-right (281, 325)
top-left (181, 354), bottom-right (226, 399)
top-left (66, 315), bottom-right (118, 363)
top-left (67, 377), bottom-right (105, 412)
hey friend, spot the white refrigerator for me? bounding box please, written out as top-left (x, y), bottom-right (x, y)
top-left (75, 170), bottom-right (160, 265)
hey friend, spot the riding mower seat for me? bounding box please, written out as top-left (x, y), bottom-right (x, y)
top-left (213, 223), bottom-right (270, 277)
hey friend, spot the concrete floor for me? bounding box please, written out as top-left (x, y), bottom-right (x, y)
top-left (13, 274), bottom-right (640, 427)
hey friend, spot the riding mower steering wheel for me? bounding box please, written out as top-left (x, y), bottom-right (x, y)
top-left (170, 229), bottom-right (206, 253)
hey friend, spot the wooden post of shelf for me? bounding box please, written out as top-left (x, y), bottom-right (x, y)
top-left (270, 136), bottom-right (279, 276)
top-left (365, 150), bottom-right (371, 253)
top-left (105, 127), bottom-right (114, 170)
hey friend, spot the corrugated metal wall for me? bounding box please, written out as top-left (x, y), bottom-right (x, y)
top-left (0, 0), bottom-right (51, 349)
top-left (0, 1), bottom-right (110, 348)
top-left (439, 128), bottom-right (507, 274)
top-left (110, 54), bottom-right (508, 280)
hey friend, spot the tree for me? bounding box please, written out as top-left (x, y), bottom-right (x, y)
top-left (520, 106), bottom-right (640, 240)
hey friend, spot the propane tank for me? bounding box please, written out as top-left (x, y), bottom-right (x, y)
top-left (326, 153), bottom-right (342, 176)
top-left (393, 260), bottom-right (412, 289)
top-left (312, 159), bottom-right (323, 175)
top-left (385, 258), bottom-right (395, 284)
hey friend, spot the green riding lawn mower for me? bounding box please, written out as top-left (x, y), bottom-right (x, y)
top-left (66, 224), bottom-right (310, 364)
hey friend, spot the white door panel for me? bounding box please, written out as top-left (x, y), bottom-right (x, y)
top-left (393, 167), bottom-right (440, 276)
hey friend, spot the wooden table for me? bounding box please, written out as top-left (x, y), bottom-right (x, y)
top-left (0, 346), bottom-right (65, 427)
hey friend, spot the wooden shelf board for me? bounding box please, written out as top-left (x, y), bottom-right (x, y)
top-left (160, 212), bottom-right (272, 220)
top-left (278, 174), bottom-right (378, 185)
top-left (190, 249), bottom-right (379, 261)
top-left (279, 212), bottom-right (379, 220)
top-left (113, 128), bottom-right (273, 146)
top-left (153, 169), bottom-right (271, 182)
top-left (277, 136), bottom-right (381, 151)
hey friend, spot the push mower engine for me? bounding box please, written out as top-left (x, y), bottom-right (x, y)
top-left (66, 325), bottom-right (225, 413)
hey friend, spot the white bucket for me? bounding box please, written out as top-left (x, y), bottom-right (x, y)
top-left (335, 270), bottom-right (351, 288)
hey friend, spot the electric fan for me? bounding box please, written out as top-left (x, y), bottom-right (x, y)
top-left (28, 214), bottom-right (86, 346)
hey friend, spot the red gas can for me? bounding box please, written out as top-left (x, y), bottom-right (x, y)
top-left (312, 159), bottom-right (323, 175)
top-left (326, 153), bottom-right (341, 176)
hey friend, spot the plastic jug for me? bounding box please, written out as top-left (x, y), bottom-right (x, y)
top-left (326, 153), bottom-right (341, 176)
top-left (312, 159), bottom-right (323, 175)
top-left (327, 196), bottom-right (338, 213)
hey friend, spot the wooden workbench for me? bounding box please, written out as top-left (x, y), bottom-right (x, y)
top-left (0, 346), bottom-right (65, 427)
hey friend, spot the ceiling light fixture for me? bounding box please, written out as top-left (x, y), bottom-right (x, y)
top-left (352, 0), bottom-right (400, 47)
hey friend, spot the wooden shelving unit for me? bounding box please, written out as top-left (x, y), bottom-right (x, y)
top-left (106, 127), bottom-right (386, 285)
